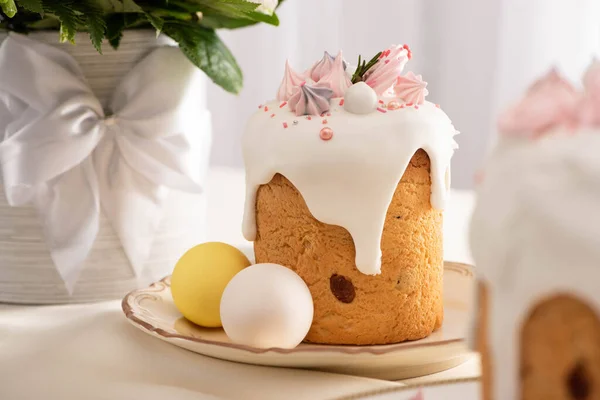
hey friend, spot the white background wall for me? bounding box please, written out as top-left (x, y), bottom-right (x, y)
top-left (207, 0), bottom-right (600, 189)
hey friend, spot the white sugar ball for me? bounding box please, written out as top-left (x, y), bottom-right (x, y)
top-left (220, 263), bottom-right (314, 349)
top-left (344, 81), bottom-right (378, 114)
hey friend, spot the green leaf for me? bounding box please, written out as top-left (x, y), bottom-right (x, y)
top-left (15, 0), bottom-right (42, 14)
top-left (42, 1), bottom-right (85, 43)
top-left (188, 0), bottom-right (259, 20)
top-left (199, 8), bottom-right (278, 29)
top-left (144, 11), bottom-right (164, 31)
top-left (163, 21), bottom-right (243, 94)
top-left (80, 2), bottom-right (107, 53)
top-left (0, 0), bottom-right (18, 17)
top-left (105, 13), bottom-right (148, 49)
top-left (96, 0), bottom-right (143, 12)
top-left (243, 9), bottom-right (279, 25)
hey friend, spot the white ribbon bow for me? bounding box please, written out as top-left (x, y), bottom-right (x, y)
top-left (0, 34), bottom-right (211, 292)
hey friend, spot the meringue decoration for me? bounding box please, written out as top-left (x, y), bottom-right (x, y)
top-left (277, 60), bottom-right (306, 101)
top-left (364, 45), bottom-right (409, 95)
top-left (579, 59), bottom-right (600, 127)
top-left (498, 68), bottom-right (579, 138)
top-left (343, 81), bottom-right (377, 115)
top-left (307, 51), bottom-right (335, 82)
top-left (394, 71), bottom-right (429, 105)
top-left (317, 51), bottom-right (352, 97)
top-left (288, 83), bottom-right (333, 116)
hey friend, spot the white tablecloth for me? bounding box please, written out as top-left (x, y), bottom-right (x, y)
top-left (0, 167), bottom-right (479, 400)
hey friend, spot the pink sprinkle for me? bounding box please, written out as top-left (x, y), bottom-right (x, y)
top-left (403, 44), bottom-right (413, 59)
top-left (279, 101), bottom-right (287, 108)
top-left (339, 98), bottom-right (345, 106)
top-left (406, 102), bottom-right (414, 107)
top-left (378, 100), bottom-right (384, 104)
top-left (320, 127), bottom-right (333, 141)
top-left (384, 60), bottom-right (390, 64)
top-left (270, 113), bottom-right (276, 118)
top-left (264, 106), bottom-right (269, 112)
top-left (322, 119), bottom-right (328, 124)
top-left (435, 104), bottom-right (441, 108)
top-left (415, 105), bottom-right (419, 109)
top-left (283, 122), bottom-right (288, 129)
top-left (377, 107), bottom-right (387, 113)
top-left (258, 104), bottom-right (263, 109)
top-left (327, 112), bottom-right (332, 116)
top-left (306, 116), bottom-right (312, 120)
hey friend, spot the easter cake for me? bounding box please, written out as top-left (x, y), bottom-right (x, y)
top-left (470, 66), bottom-right (600, 399)
top-left (242, 46), bottom-right (459, 345)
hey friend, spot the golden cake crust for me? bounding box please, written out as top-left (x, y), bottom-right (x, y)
top-left (253, 150), bottom-right (443, 345)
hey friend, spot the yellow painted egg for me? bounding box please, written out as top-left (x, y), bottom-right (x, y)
top-left (171, 242), bottom-right (251, 328)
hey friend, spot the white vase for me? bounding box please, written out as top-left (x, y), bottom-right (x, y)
top-left (0, 30), bottom-right (210, 304)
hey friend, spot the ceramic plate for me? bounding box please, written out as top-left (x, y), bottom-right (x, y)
top-left (122, 261), bottom-right (474, 381)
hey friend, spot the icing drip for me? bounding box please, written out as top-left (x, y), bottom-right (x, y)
top-left (316, 51), bottom-right (352, 97)
top-left (288, 83), bottom-right (333, 116)
top-left (242, 99), bottom-right (458, 275)
top-left (364, 45), bottom-right (409, 95)
top-left (277, 60), bottom-right (306, 102)
top-left (394, 71), bottom-right (429, 105)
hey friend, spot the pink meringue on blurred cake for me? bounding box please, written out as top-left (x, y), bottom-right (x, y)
top-left (498, 69), bottom-right (579, 138)
top-left (579, 60), bottom-right (600, 127)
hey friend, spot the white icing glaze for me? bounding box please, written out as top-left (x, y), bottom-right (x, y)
top-left (243, 98), bottom-right (458, 275)
top-left (343, 82), bottom-right (377, 114)
top-left (469, 131), bottom-right (600, 400)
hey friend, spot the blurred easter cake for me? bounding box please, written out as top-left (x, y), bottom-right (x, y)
top-left (470, 66), bottom-right (600, 399)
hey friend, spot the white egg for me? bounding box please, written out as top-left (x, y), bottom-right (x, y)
top-left (344, 81), bottom-right (378, 114)
top-left (220, 263), bottom-right (314, 349)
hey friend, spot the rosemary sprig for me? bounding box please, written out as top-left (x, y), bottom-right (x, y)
top-left (351, 51), bottom-right (382, 84)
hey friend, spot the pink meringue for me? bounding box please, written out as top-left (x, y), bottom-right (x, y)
top-left (307, 51), bottom-right (335, 82)
top-left (364, 45), bottom-right (409, 95)
top-left (579, 60), bottom-right (600, 126)
top-left (498, 69), bottom-right (579, 138)
top-left (277, 60), bottom-right (306, 102)
top-left (316, 51), bottom-right (352, 97)
top-left (394, 71), bottom-right (429, 104)
top-left (288, 83), bottom-right (333, 116)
